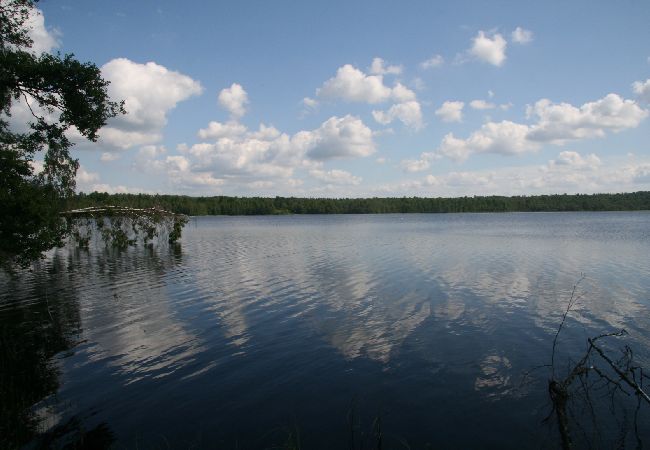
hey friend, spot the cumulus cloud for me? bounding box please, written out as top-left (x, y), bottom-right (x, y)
top-left (438, 121), bottom-right (535, 162)
top-left (74, 166), bottom-right (144, 194)
top-left (470, 31), bottom-right (507, 66)
top-left (99, 58), bottom-right (203, 149)
top-left (316, 64), bottom-right (416, 104)
top-left (219, 83), bottom-right (249, 118)
top-left (134, 145), bottom-right (224, 190)
top-left (381, 155), bottom-right (650, 197)
top-left (400, 156), bottom-right (433, 173)
top-left (369, 57), bottom-right (403, 75)
top-left (548, 151), bottom-right (601, 171)
top-left (511, 27), bottom-right (533, 44)
top-left (247, 180), bottom-right (275, 190)
top-left (149, 115), bottom-right (374, 191)
top-left (198, 120), bottom-right (247, 140)
top-left (420, 55), bottom-right (444, 70)
top-left (470, 99), bottom-right (496, 110)
top-left (25, 7), bottom-right (60, 54)
top-left (76, 166), bottom-right (100, 185)
top-left (435, 101), bottom-right (464, 122)
top-left (314, 62), bottom-right (423, 132)
top-left (633, 78), bottom-right (650, 104)
top-left (431, 92), bottom-right (647, 163)
top-left (164, 155), bottom-right (225, 188)
top-left (137, 144), bottom-right (167, 160)
top-left (299, 115), bottom-right (375, 160)
top-left (372, 100), bottom-right (423, 129)
top-left (526, 94), bottom-right (648, 143)
top-left (303, 97), bottom-right (318, 108)
top-left (100, 152), bottom-right (120, 162)
top-left (185, 138), bottom-right (295, 180)
top-left (310, 169), bottom-right (362, 185)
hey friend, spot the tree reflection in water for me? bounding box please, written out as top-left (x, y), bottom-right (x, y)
top-left (0, 243), bottom-right (181, 449)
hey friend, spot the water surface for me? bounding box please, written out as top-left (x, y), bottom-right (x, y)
top-left (2, 212), bottom-right (649, 448)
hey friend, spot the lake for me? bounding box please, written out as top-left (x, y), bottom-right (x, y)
top-left (2, 212), bottom-right (649, 449)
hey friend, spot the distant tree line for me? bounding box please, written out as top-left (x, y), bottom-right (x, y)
top-left (69, 191), bottom-right (650, 216)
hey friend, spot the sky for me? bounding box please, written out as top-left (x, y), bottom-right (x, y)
top-left (12, 0), bottom-right (650, 197)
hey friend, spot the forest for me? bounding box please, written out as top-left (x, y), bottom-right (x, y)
top-left (69, 191), bottom-right (650, 216)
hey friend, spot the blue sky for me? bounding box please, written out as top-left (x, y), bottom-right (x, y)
top-left (17, 0), bottom-right (650, 196)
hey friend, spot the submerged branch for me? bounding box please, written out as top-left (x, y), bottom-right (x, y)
top-left (588, 336), bottom-right (650, 405)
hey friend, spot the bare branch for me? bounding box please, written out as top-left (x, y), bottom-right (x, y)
top-left (551, 274), bottom-right (586, 376)
top-left (588, 338), bottom-right (650, 405)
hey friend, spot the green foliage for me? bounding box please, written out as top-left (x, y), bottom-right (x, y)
top-left (68, 191), bottom-right (650, 216)
top-left (0, 0), bottom-right (124, 269)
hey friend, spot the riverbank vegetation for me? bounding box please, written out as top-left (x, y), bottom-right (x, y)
top-left (70, 191), bottom-right (650, 216)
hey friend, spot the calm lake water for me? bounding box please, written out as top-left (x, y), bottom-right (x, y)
top-left (2, 212), bottom-right (650, 449)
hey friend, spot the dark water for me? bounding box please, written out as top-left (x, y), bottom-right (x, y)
top-left (2, 213), bottom-right (650, 449)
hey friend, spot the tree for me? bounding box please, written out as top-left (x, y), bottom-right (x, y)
top-left (0, 0), bottom-right (124, 268)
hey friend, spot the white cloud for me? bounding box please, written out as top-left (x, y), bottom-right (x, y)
top-left (469, 99), bottom-right (496, 110)
top-left (444, 171), bottom-right (494, 187)
top-left (76, 166), bottom-right (100, 184)
top-left (379, 156), bottom-right (650, 197)
top-left (138, 144), bottom-right (167, 159)
top-left (369, 57), bottom-right (403, 75)
top-left (549, 151), bottom-right (601, 171)
top-left (310, 169), bottom-right (362, 185)
top-left (412, 77), bottom-right (426, 91)
top-left (527, 94), bottom-right (648, 143)
top-left (156, 115), bottom-right (374, 191)
top-left (5, 93), bottom-right (56, 134)
top-left (437, 121), bottom-right (535, 162)
top-left (165, 155), bottom-right (225, 188)
top-left (303, 97), bottom-right (318, 108)
top-left (133, 145), bottom-right (167, 172)
top-left (136, 149), bottom-right (224, 191)
top-left (420, 55), bottom-right (444, 70)
top-left (400, 156), bottom-right (433, 173)
top-left (633, 78), bottom-right (650, 104)
top-left (299, 115), bottom-right (376, 160)
top-left (316, 64), bottom-right (415, 104)
top-left (511, 27), bottom-right (533, 44)
top-left (99, 58), bottom-right (203, 149)
top-left (433, 92), bottom-right (647, 163)
top-left (100, 152), bottom-right (121, 162)
top-left (218, 83), bottom-right (249, 118)
top-left (25, 8), bottom-right (60, 54)
top-left (372, 100), bottom-right (423, 129)
top-left (185, 138), bottom-right (296, 179)
top-left (249, 123), bottom-right (282, 140)
top-left (248, 180), bottom-right (275, 190)
top-left (470, 31), bottom-right (507, 66)
top-left (629, 164), bottom-right (650, 183)
top-left (198, 121), bottom-right (247, 140)
top-left (435, 101), bottom-right (464, 122)
top-left (391, 83), bottom-right (417, 102)
top-left (285, 178), bottom-right (304, 188)
top-left (75, 166), bottom-right (147, 194)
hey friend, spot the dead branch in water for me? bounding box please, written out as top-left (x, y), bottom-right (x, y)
top-left (546, 280), bottom-right (649, 450)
